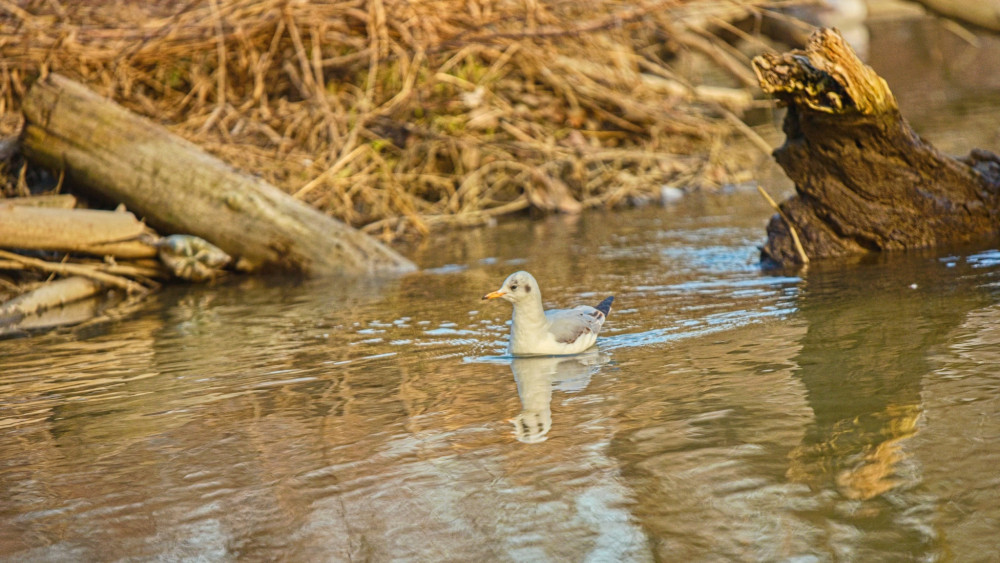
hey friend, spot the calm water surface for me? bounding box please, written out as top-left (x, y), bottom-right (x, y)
top-left (2, 192), bottom-right (1000, 561)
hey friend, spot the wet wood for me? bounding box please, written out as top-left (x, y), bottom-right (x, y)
top-left (0, 204), bottom-right (158, 259)
top-left (752, 29), bottom-right (1000, 266)
top-left (0, 276), bottom-right (101, 325)
top-left (21, 73), bottom-right (416, 276)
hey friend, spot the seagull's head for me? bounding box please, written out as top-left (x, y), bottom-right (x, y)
top-left (482, 271), bottom-right (538, 304)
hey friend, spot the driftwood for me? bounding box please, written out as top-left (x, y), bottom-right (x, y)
top-left (0, 204), bottom-right (158, 259)
top-left (0, 275), bottom-right (152, 338)
top-left (752, 29), bottom-right (1000, 267)
top-left (0, 237), bottom-right (225, 336)
top-left (0, 296), bottom-right (105, 338)
top-left (0, 276), bottom-right (102, 326)
top-left (0, 193), bottom-right (240, 337)
top-left (21, 73), bottom-right (416, 276)
top-left (154, 235), bottom-right (232, 282)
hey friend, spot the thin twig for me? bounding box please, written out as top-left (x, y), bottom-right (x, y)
top-left (720, 107), bottom-right (773, 156)
top-left (756, 185), bottom-right (809, 265)
top-left (0, 249), bottom-right (150, 293)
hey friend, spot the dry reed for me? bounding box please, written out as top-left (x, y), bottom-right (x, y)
top-left (0, 0), bottom-right (794, 240)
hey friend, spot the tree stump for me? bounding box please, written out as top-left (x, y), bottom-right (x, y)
top-left (752, 29), bottom-right (1000, 267)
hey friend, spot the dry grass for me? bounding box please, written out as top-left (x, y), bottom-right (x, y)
top-left (0, 0), bottom-right (794, 240)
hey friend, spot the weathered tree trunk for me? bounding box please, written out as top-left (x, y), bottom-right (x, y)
top-left (752, 29), bottom-right (1000, 266)
top-left (21, 73), bottom-right (416, 276)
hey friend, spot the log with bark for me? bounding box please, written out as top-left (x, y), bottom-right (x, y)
top-left (20, 73), bottom-right (416, 276)
top-left (752, 28), bottom-right (1000, 267)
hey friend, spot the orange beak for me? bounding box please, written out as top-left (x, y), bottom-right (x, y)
top-left (482, 290), bottom-right (506, 300)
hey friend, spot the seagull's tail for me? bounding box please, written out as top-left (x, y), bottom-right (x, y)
top-left (595, 296), bottom-right (614, 317)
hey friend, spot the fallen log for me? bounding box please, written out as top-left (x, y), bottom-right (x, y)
top-left (752, 28), bottom-right (1000, 267)
top-left (0, 204), bottom-right (158, 259)
top-left (21, 73), bottom-right (416, 276)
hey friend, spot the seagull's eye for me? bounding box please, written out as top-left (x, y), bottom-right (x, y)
top-left (510, 284), bottom-right (518, 291)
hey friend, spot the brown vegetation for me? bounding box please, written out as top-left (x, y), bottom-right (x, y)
top-left (0, 0), bottom-right (786, 240)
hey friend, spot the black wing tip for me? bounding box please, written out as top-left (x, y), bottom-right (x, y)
top-left (595, 296), bottom-right (614, 317)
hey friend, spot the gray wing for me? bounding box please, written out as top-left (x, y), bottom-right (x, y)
top-left (545, 305), bottom-right (606, 344)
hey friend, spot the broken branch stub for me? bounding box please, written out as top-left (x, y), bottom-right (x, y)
top-left (753, 30), bottom-right (896, 116)
top-left (752, 29), bottom-right (1000, 266)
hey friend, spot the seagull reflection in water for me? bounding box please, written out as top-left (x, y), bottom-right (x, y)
top-left (509, 349), bottom-right (610, 443)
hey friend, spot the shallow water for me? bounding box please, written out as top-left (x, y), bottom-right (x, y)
top-left (3, 191), bottom-right (1000, 561)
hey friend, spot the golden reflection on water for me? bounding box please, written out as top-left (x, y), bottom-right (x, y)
top-left (787, 403), bottom-right (921, 501)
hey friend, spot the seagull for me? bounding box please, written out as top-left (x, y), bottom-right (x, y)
top-left (482, 271), bottom-right (614, 356)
